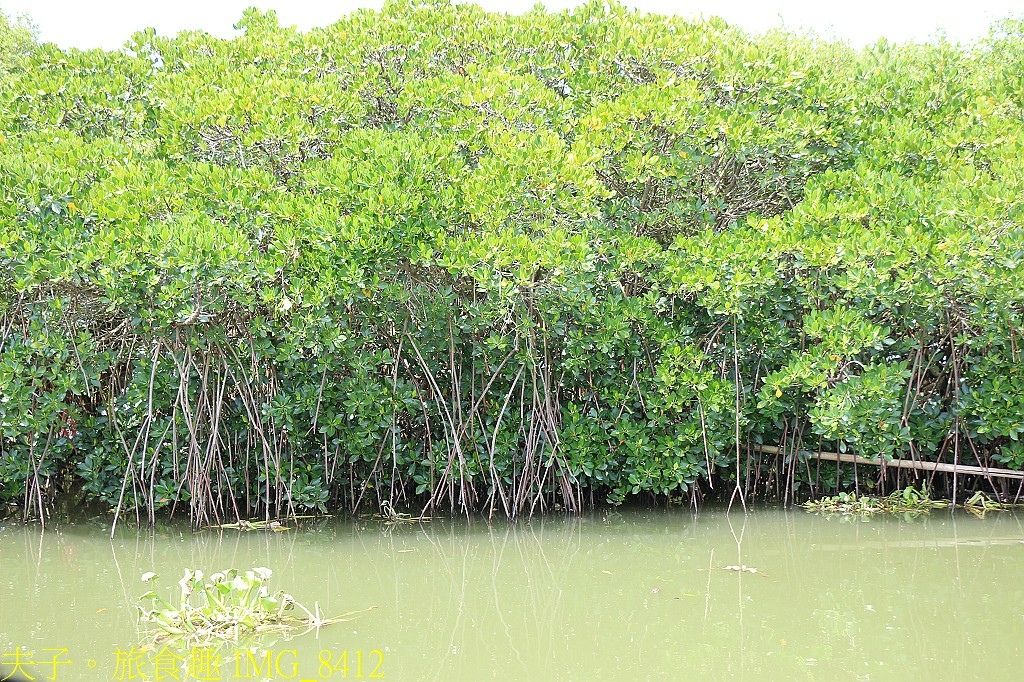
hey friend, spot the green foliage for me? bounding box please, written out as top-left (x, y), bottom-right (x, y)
top-left (802, 487), bottom-right (948, 516)
top-left (139, 567), bottom-right (340, 647)
top-left (803, 487), bottom-right (1019, 517)
top-left (0, 10), bottom-right (35, 79)
top-left (3, 1), bottom-right (1024, 521)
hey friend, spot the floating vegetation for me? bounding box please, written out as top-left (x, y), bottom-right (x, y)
top-left (370, 501), bottom-right (433, 526)
top-left (802, 487), bottom-right (948, 516)
top-left (962, 491), bottom-right (1017, 518)
top-left (804, 486), bottom-right (1024, 517)
top-left (722, 565), bottom-right (760, 574)
top-left (202, 516), bottom-right (319, 532)
top-left (138, 567), bottom-right (358, 648)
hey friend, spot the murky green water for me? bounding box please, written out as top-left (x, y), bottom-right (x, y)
top-left (2, 508), bottom-right (1023, 681)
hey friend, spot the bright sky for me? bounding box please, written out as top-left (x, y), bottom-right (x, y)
top-left (1, 0), bottom-right (1021, 51)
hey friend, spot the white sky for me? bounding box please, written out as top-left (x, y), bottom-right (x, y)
top-left (1, 0), bottom-right (1022, 51)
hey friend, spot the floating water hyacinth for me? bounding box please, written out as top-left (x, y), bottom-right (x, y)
top-left (801, 488), bottom-right (948, 516)
top-left (138, 567), bottom-right (362, 647)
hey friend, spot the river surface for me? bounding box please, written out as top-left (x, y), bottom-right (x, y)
top-left (2, 507), bottom-right (1023, 681)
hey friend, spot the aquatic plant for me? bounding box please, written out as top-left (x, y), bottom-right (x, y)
top-left (203, 515), bottom-right (322, 531)
top-left (802, 487), bottom-right (948, 516)
top-left (138, 567), bottom-right (344, 647)
top-left (962, 490), bottom-right (1018, 517)
top-left (370, 500), bottom-right (432, 526)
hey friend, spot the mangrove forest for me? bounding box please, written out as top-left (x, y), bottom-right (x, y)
top-left (3, 1), bottom-right (1024, 527)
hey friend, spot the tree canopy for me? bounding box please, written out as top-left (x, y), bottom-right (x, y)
top-left (2, 1), bottom-right (1024, 523)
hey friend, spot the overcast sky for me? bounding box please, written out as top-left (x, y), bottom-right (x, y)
top-left (1, 0), bottom-right (1022, 51)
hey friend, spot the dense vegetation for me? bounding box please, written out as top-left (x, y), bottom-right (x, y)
top-left (3, 2), bottom-right (1024, 525)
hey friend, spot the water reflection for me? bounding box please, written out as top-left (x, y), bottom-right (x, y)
top-left (2, 509), bottom-right (1023, 681)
